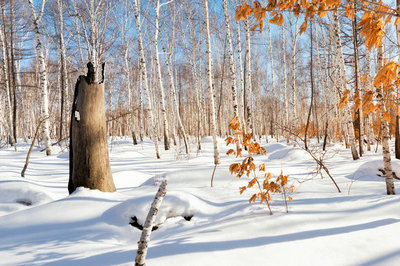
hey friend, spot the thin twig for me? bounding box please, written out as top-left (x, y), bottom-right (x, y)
top-left (21, 117), bottom-right (48, 177)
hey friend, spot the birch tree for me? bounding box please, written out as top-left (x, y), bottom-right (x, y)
top-left (222, 0), bottom-right (239, 118)
top-left (162, 5), bottom-right (190, 154)
top-left (28, 0), bottom-right (52, 155)
top-left (244, 20), bottom-right (253, 136)
top-left (202, 0), bottom-right (220, 167)
top-left (133, 0), bottom-right (161, 159)
top-left (57, 0), bottom-right (69, 140)
top-left (163, 43), bottom-right (189, 154)
top-left (376, 44), bottom-right (395, 195)
top-left (153, 0), bottom-right (171, 151)
top-left (0, 10), bottom-right (14, 146)
top-left (332, 12), bottom-right (359, 160)
top-left (281, 25), bottom-right (289, 139)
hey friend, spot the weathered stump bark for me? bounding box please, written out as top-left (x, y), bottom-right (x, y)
top-left (68, 63), bottom-right (116, 194)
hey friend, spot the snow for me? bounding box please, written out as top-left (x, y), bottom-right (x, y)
top-left (0, 138), bottom-right (399, 265)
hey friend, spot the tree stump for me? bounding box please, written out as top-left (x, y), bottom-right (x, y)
top-left (68, 63), bottom-right (116, 194)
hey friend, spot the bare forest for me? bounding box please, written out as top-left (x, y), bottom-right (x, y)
top-left (1, 1), bottom-right (400, 264)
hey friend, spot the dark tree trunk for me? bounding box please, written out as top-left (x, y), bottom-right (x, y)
top-left (323, 119), bottom-right (329, 151)
top-left (395, 114), bottom-right (400, 159)
top-left (132, 130), bottom-right (138, 145)
top-left (68, 63), bottom-right (116, 194)
top-left (305, 24), bottom-right (314, 151)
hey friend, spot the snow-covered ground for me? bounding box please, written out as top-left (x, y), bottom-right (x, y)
top-left (0, 137), bottom-right (399, 266)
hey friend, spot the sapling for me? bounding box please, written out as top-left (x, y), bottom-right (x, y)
top-left (226, 117), bottom-right (294, 215)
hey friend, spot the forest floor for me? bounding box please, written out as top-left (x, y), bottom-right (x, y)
top-left (0, 136), bottom-right (399, 266)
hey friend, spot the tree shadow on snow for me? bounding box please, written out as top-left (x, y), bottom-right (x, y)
top-left (147, 218), bottom-right (400, 259)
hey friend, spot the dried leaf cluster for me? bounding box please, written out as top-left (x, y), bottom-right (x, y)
top-left (233, 0), bottom-right (398, 48)
top-left (339, 61), bottom-right (400, 124)
top-left (226, 117), bottom-right (294, 215)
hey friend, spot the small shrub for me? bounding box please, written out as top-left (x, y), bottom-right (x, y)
top-left (226, 117), bottom-right (294, 215)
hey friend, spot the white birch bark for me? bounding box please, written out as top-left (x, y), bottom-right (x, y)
top-left (236, 19), bottom-right (246, 132)
top-left (202, 0), bottom-right (220, 165)
top-left (89, 0), bottom-right (99, 82)
top-left (15, 57), bottom-right (27, 142)
top-left (267, 20), bottom-right (278, 140)
top-left (57, 0), bottom-right (68, 140)
top-left (352, 13), bottom-right (363, 156)
top-left (315, 23), bottom-right (328, 125)
top-left (222, 0), bottom-right (239, 118)
top-left (135, 180), bottom-right (167, 266)
top-left (153, 0), bottom-right (170, 151)
top-left (376, 45), bottom-right (395, 195)
top-left (332, 12), bottom-right (358, 160)
top-left (319, 22), bottom-right (331, 121)
top-left (282, 25), bottom-right (289, 139)
top-left (327, 15), bottom-right (341, 143)
top-left (185, 20), bottom-right (202, 150)
top-left (290, 17), bottom-right (299, 123)
top-left (365, 50), bottom-right (375, 149)
top-left (28, 0), bottom-right (52, 155)
top-left (163, 44), bottom-right (189, 154)
top-left (244, 19), bottom-right (253, 136)
top-left (0, 18), bottom-right (14, 145)
top-left (138, 70), bottom-right (144, 142)
top-left (133, 0), bottom-right (161, 158)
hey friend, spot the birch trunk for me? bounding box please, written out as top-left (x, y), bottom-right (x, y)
top-left (377, 43), bottom-right (395, 195)
top-left (222, 0), bottom-right (239, 118)
top-left (0, 16), bottom-right (14, 146)
top-left (244, 20), bottom-right (253, 136)
top-left (135, 180), bottom-right (167, 266)
top-left (187, 25), bottom-right (202, 150)
top-left (236, 19), bottom-right (246, 133)
top-left (365, 51), bottom-right (375, 149)
top-left (133, 0), bottom-right (161, 158)
top-left (352, 12), bottom-right (363, 156)
top-left (203, 0), bottom-right (220, 166)
top-left (153, 0), bottom-right (170, 151)
top-left (138, 70), bottom-right (144, 142)
top-left (15, 57), bottom-right (27, 142)
top-left (164, 45), bottom-right (189, 154)
top-left (267, 19), bottom-right (277, 140)
top-left (57, 0), bottom-right (68, 141)
top-left (89, 0), bottom-right (100, 83)
top-left (290, 17), bottom-right (299, 123)
top-left (28, 0), bottom-right (52, 155)
top-left (315, 23), bottom-right (327, 123)
top-left (332, 12), bottom-right (358, 160)
top-left (282, 25), bottom-right (289, 140)
top-left (8, 2), bottom-right (17, 144)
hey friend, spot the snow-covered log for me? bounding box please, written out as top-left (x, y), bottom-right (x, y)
top-left (135, 180), bottom-right (167, 266)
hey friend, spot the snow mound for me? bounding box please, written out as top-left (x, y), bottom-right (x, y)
top-left (351, 159), bottom-right (400, 181)
top-left (0, 179), bottom-right (54, 216)
top-left (268, 147), bottom-right (309, 161)
top-left (265, 143), bottom-right (287, 153)
top-left (113, 170), bottom-right (152, 189)
top-left (103, 190), bottom-right (218, 227)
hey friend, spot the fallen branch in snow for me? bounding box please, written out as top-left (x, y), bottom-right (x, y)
top-left (378, 168), bottom-right (400, 180)
top-left (21, 117), bottom-right (48, 177)
top-left (40, 136), bottom-right (69, 152)
top-left (135, 180), bottom-right (167, 266)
